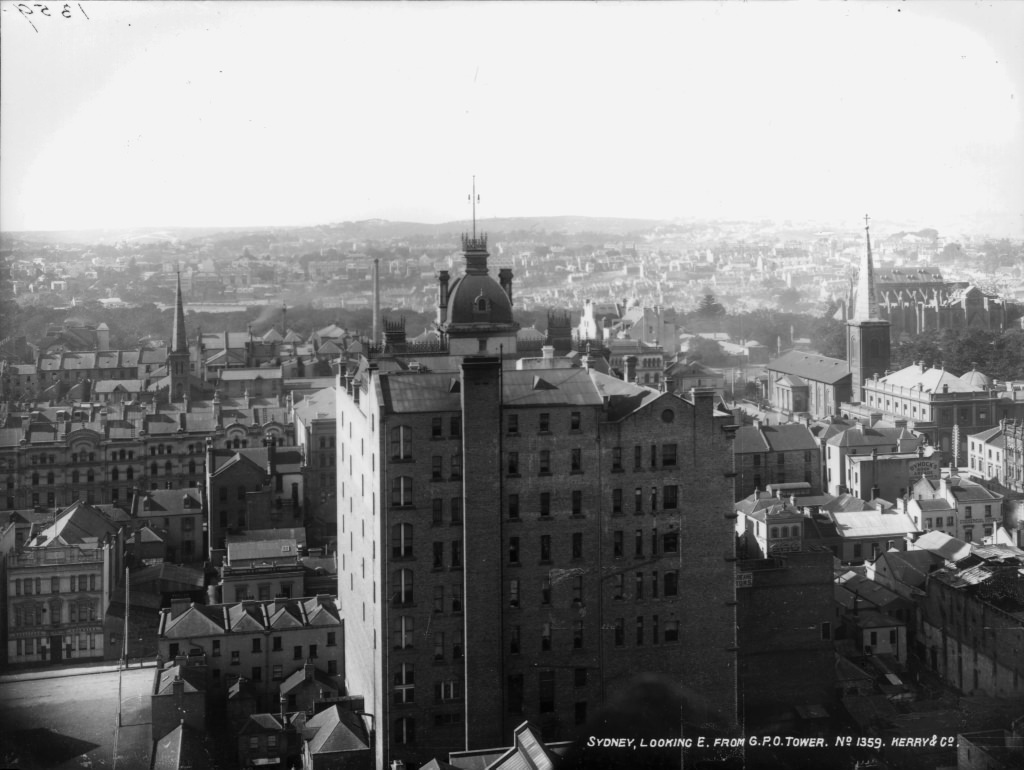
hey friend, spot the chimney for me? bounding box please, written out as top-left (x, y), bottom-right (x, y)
top-left (266, 435), bottom-right (277, 476)
top-left (663, 377), bottom-right (675, 394)
top-left (437, 270), bottom-right (450, 325)
top-left (498, 268), bottom-right (513, 304)
top-left (280, 695), bottom-right (287, 722)
top-left (304, 661), bottom-right (315, 682)
top-left (541, 345), bottom-right (554, 360)
top-left (623, 355), bottom-right (637, 383)
top-left (170, 597), bottom-right (191, 619)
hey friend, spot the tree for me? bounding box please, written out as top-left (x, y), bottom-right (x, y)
top-left (697, 293), bottom-right (725, 318)
top-left (812, 304), bottom-right (847, 359)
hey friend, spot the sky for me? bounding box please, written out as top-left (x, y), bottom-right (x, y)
top-left (1, 1), bottom-right (1022, 236)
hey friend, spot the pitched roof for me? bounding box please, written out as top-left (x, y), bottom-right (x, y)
top-left (767, 350), bottom-right (850, 385)
top-left (303, 706), bottom-right (370, 755)
top-left (879, 363), bottom-right (984, 393)
top-left (831, 510), bottom-right (920, 539)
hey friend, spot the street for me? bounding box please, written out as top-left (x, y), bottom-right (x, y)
top-left (0, 666), bottom-right (153, 769)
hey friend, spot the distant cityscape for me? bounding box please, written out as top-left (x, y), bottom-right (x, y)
top-left (0, 215), bottom-right (1022, 770)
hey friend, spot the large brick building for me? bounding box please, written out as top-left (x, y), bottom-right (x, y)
top-left (336, 234), bottom-right (739, 768)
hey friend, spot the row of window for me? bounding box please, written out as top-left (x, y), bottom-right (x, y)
top-left (609, 571), bottom-right (680, 600)
top-left (12, 599), bottom-right (98, 627)
top-left (391, 664), bottom-right (464, 707)
top-left (507, 486), bottom-right (679, 519)
top-left (13, 574), bottom-right (98, 595)
top-left (611, 530), bottom-right (680, 558)
top-left (749, 451), bottom-right (814, 467)
top-left (12, 633), bottom-right (97, 656)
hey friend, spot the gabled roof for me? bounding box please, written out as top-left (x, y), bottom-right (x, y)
top-left (831, 510), bottom-right (920, 539)
top-left (879, 364), bottom-right (984, 394)
top-left (152, 723), bottom-right (209, 770)
top-left (767, 349), bottom-right (850, 385)
top-left (279, 664), bottom-right (341, 697)
top-left (303, 706), bottom-right (370, 755)
top-left (26, 500), bottom-right (119, 548)
top-left (162, 604), bottom-right (227, 638)
top-left (154, 664), bottom-right (206, 696)
top-left (911, 530), bottom-right (971, 562)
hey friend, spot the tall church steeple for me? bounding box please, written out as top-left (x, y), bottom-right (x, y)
top-left (171, 271), bottom-right (188, 354)
top-left (168, 271), bottom-right (190, 401)
top-left (847, 215), bottom-right (890, 403)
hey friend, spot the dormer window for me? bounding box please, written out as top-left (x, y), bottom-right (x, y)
top-left (474, 293), bottom-right (489, 313)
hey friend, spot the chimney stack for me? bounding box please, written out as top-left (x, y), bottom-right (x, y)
top-left (623, 355), bottom-right (637, 383)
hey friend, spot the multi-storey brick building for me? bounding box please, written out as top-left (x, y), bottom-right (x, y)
top-left (336, 234), bottom-right (738, 768)
top-left (6, 500), bottom-right (125, 665)
top-left (732, 420), bottom-right (820, 500)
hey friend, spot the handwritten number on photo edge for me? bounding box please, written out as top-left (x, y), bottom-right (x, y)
top-left (35, 4), bottom-right (52, 18)
top-left (17, 4), bottom-right (39, 33)
top-left (62, 3), bottom-right (71, 18)
top-left (78, 2), bottom-right (88, 19)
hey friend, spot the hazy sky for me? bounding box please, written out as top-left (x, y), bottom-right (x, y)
top-left (2, 1), bottom-right (1022, 235)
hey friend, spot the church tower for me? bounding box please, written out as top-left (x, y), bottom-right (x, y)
top-left (847, 216), bottom-right (890, 402)
top-left (167, 271), bottom-right (190, 401)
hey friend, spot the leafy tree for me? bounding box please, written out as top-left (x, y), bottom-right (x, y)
top-left (697, 293), bottom-right (725, 318)
top-left (812, 303), bottom-right (847, 359)
top-left (686, 336), bottom-right (726, 365)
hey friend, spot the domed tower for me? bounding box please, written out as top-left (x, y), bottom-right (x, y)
top-left (436, 188), bottom-right (519, 357)
top-left (847, 215), bottom-right (891, 402)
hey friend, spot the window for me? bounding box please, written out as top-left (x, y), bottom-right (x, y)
top-left (272, 637), bottom-right (282, 652)
top-left (540, 492), bottom-right (551, 517)
top-left (540, 534), bottom-right (552, 562)
top-left (431, 417), bottom-right (442, 438)
top-left (509, 537), bottom-right (520, 564)
top-left (651, 570), bottom-right (659, 598)
top-left (663, 485), bottom-right (678, 510)
top-left (539, 450), bottom-right (551, 475)
top-left (571, 448), bottom-right (582, 472)
top-left (231, 651), bottom-right (240, 665)
top-left (664, 571), bottom-right (678, 597)
top-left (448, 585), bottom-right (462, 613)
top-left (393, 569), bottom-right (414, 605)
top-left (394, 664), bottom-right (415, 704)
top-left (450, 452), bottom-right (461, 480)
top-left (613, 573), bottom-right (625, 599)
top-left (541, 577), bottom-right (551, 605)
top-left (571, 411), bottom-right (581, 430)
top-left (539, 413), bottom-right (550, 432)
top-left (509, 579), bottom-right (520, 608)
top-left (450, 498), bottom-right (462, 525)
top-left (309, 644), bottom-right (318, 659)
top-left (451, 540), bottom-right (462, 568)
top-left (432, 499), bottom-right (444, 526)
top-left (613, 531), bottom-right (624, 558)
top-left (510, 626), bottom-right (521, 654)
top-left (392, 476), bottom-right (413, 507)
top-left (662, 443), bottom-right (677, 467)
top-left (573, 620), bottom-right (584, 649)
top-left (433, 542), bottom-right (444, 570)
top-left (614, 619), bottom-right (625, 646)
top-left (392, 523), bottom-right (413, 558)
top-left (612, 488), bottom-right (623, 514)
top-left (820, 623), bottom-right (832, 641)
top-left (572, 575), bottom-right (583, 605)
top-left (572, 532), bottom-right (583, 559)
top-left (394, 616), bottom-right (414, 649)
top-left (293, 645), bottom-right (303, 660)
top-left (252, 638), bottom-right (262, 653)
top-left (508, 494), bottom-right (520, 520)
top-left (612, 447), bottom-right (622, 471)
top-left (539, 670), bottom-right (555, 712)
top-left (394, 716), bottom-right (415, 744)
top-left (434, 632), bottom-right (445, 660)
top-left (432, 456), bottom-right (443, 480)
top-left (252, 666), bottom-right (262, 682)
top-left (391, 426), bottom-right (412, 460)
top-left (636, 616), bottom-right (645, 645)
top-left (664, 532), bottom-right (679, 553)
top-left (327, 631), bottom-right (336, 647)
top-left (652, 614), bottom-right (660, 644)
top-left (634, 488), bottom-right (643, 515)
top-left (434, 585), bottom-right (444, 613)
top-left (664, 619), bottom-right (679, 642)
top-left (650, 444), bottom-right (658, 468)
top-left (450, 416), bottom-right (461, 437)
top-left (51, 577), bottom-right (59, 594)
top-left (965, 506), bottom-right (973, 519)
top-left (541, 623), bottom-right (552, 651)
top-left (508, 414), bottom-right (519, 434)
top-left (508, 452), bottom-right (519, 475)
top-left (635, 529), bottom-right (644, 557)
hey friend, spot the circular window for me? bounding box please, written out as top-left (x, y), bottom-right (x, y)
top-left (661, 409), bottom-right (675, 423)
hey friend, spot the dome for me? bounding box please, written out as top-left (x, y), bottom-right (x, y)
top-left (446, 272), bottom-right (514, 326)
top-left (959, 367), bottom-right (992, 390)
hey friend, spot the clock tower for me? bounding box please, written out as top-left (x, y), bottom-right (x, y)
top-left (847, 215), bottom-right (890, 402)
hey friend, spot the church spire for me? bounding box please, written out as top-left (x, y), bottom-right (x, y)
top-left (854, 214), bottom-right (879, 321)
top-left (171, 271), bottom-right (188, 354)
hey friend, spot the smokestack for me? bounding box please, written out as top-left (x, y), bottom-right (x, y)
top-left (372, 258), bottom-right (380, 346)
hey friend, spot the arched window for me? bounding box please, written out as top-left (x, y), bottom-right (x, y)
top-left (150, 462), bottom-right (158, 477)
top-left (390, 426), bottom-right (412, 460)
top-left (781, 526), bottom-right (790, 538)
top-left (164, 461), bottom-right (172, 476)
top-left (71, 470), bottom-right (80, 484)
top-left (188, 460), bottom-right (196, 475)
top-left (475, 296), bottom-right (488, 312)
top-left (126, 467), bottom-right (134, 480)
top-left (392, 569), bottom-right (414, 606)
top-left (233, 438), bottom-right (241, 449)
top-left (392, 523), bottom-right (413, 558)
top-left (392, 476), bottom-right (413, 507)
top-left (86, 470), bottom-right (94, 483)
top-left (111, 468), bottom-right (119, 482)
top-left (770, 527), bottom-right (779, 539)
top-left (791, 523), bottom-right (801, 538)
